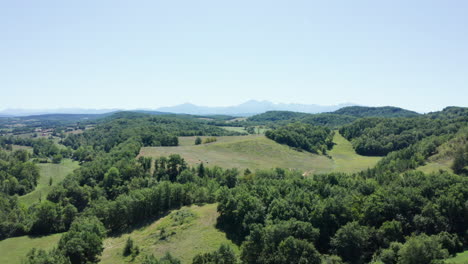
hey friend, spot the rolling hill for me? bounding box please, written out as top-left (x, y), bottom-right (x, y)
top-left (139, 133), bottom-right (381, 175)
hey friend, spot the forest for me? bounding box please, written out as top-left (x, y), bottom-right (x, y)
top-left (0, 106), bottom-right (466, 264)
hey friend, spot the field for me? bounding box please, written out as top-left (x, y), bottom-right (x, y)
top-left (19, 159), bottom-right (80, 206)
top-left (218, 126), bottom-right (247, 133)
top-left (0, 233), bottom-right (62, 264)
top-left (328, 132), bottom-right (382, 173)
top-left (140, 133), bottom-right (381, 175)
top-left (417, 158), bottom-right (453, 174)
top-left (100, 204), bottom-right (237, 264)
top-left (12, 144), bottom-right (33, 153)
top-left (141, 135), bottom-right (334, 174)
top-left (445, 250), bottom-right (468, 263)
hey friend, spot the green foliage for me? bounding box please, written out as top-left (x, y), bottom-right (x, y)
top-left (122, 236), bottom-right (139, 258)
top-left (334, 106), bottom-right (420, 118)
top-left (339, 107), bottom-right (467, 156)
top-left (123, 237), bottom-right (134, 256)
top-left (203, 137), bottom-right (218, 144)
top-left (0, 149), bottom-right (40, 195)
top-left (247, 111), bottom-right (311, 123)
top-left (1, 106), bottom-right (465, 264)
top-left (331, 221), bottom-right (375, 263)
top-left (23, 248), bottom-right (71, 264)
top-left (195, 137), bottom-right (202, 145)
top-left (62, 114), bottom-right (239, 152)
top-left (58, 216), bottom-right (106, 264)
top-left (52, 154), bottom-right (63, 164)
top-left (240, 220), bottom-right (320, 264)
top-left (192, 244), bottom-right (237, 264)
top-left (265, 123), bottom-right (334, 153)
top-left (451, 145), bottom-right (468, 174)
top-left (398, 234), bottom-right (448, 264)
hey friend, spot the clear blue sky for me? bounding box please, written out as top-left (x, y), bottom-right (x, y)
top-left (1, 0), bottom-right (467, 112)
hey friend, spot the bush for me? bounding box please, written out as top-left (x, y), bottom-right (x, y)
top-left (203, 137), bottom-right (217, 144)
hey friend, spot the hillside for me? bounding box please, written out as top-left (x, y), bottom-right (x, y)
top-left (0, 233), bottom-right (62, 264)
top-left (100, 204), bottom-right (237, 264)
top-left (140, 134), bottom-right (381, 174)
top-left (246, 106), bottom-right (420, 128)
top-left (19, 159), bottom-right (80, 206)
top-left (333, 106), bottom-right (420, 117)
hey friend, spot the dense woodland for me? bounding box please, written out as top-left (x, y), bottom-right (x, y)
top-left (0, 106), bottom-right (467, 264)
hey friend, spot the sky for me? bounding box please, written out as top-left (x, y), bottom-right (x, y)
top-left (0, 0), bottom-right (467, 113)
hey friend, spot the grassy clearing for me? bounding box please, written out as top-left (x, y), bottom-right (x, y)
top-left (141, 135), bottom-right (333, 174)
top-left (0, 233), bottom-right (62, 264)
top-left (446, 250), bottom-right (468, 263)
top-left (417, 158), bottom-right (453, 174)
top-left (140, 133), bottom-right (381, 175)
top-left (19, 159), bottom-right (80, 206)
top-left (219, 126), bottom-right (246, 133)
top-left (328, 132), bottom-right (382, 173)
top-left (100, 204), bottom-right (237, 264)
top-left (12, 145), bottom-right (34, 153)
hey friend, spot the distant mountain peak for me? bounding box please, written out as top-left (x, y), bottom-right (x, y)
top-left (155, 100), bottom-right (356, 116)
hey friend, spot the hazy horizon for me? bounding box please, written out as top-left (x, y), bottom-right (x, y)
top-left (2, 1), bottom-right (467, 112)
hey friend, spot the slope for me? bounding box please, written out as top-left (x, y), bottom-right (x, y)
top-left (0, 233), bottom-right (62, 264)
top-left (19, 159), bottom-right (80, 206)
top-left (100, 204), bottom-right (238, 264)
top-left (140, 133), bottom-right (382, 175)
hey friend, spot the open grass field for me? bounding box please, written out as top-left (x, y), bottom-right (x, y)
top-left (19, 159), bottom-right (80, 206)
top-left (219, 126), bottom-right (247, 133)
top-left (140, 133), bottom-right (382, 175)
top-left (100, 203), bottom-right (238, 264)
top-left (12, 144), bottom-right (33, 153)
top-left (0, 233), bottom-right (62, 264)
top-left (446, 250), bottom-right (468, 263)
top-left (141, 135), bottom-right (334, 174)
top-left (328, 132), bottom-right (382, 173)
top-left (417, 158), bottom-right (453, 174)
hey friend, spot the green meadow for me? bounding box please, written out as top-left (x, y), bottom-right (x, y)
top-left (140, 132), bottom-right (381, 175)
top-left (100, 204), bottom-right (238, 264)
top-left (0, 233), bottom-right (62, 264)
top-left (19, 159), bottom-right (80, 206)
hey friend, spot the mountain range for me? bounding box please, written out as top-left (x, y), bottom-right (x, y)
top-left (0, 100), bottom-right (356, 117)
top-left (156, 100), bottom-right (355, 116)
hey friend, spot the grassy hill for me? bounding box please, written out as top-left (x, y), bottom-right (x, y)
top-left (0, 233), bottom-right (62, 264)
top-left (416, 129), bottom-right (467, 174)
top-left (100, 204), bottom-right (238, 264)
top-left (140, 133), bottom-right (381, 175)
top-left (328, 132), bottom-right (381, 173)
top-left (19, 159), bottom-right (80, 206)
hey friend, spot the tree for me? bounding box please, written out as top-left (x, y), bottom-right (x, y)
top-left (331, 222), bottom-right (374, 264)
top-left (123, 237), bottom-right (134, 256)
top-left (452, 146), bottom-right (467, 174)
top-left (58, 216), bottom-right (106, 264)
top-left (195, 137), bottom-right (202, 145)
top-left (23, 248), bottom-right (71, 264)
top-left (193, 244), bottom-right (237, 264)
top-left (276, 237), bottom-right (321, 264)
top-left (30, 201), bottom-right (62, 235)
top-left (398, 234), bottom-right (448, 264)
top-left (123, 236), bottom-right (139, 258)
top-left (52, 154), bottom-right (63, 164)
